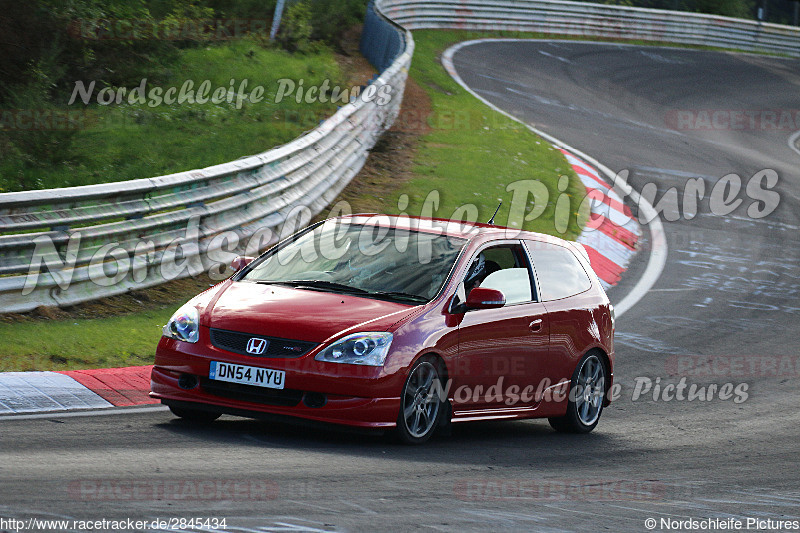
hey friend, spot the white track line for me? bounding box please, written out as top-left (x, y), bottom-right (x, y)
top-left (0, 371), bottom-right (112, 414)
top-left (788, 130), bottom-right (800, 158)
top-left (0, 404), bottom-right (167, 421)
top-left (442, 39), bottom-right (668, 318)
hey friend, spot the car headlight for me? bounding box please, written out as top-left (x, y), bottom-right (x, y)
top-left (163, 303), bottom-right (200, 343)
top-left (315, 332), bottom-right (393, 366)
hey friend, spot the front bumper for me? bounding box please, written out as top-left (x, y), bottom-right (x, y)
top-left (150, 336), bottom-right (402, 428)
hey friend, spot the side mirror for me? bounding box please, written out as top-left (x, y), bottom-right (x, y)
top-left (230, 256), bottom-right (255, 271)
top-left (465, 287), bottom-right (506, 310)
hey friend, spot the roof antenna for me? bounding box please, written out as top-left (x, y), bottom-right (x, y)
top-left (487, 201), bottom-right (502, 225)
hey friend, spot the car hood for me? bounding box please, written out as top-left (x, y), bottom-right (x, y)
top-left (201, 281), bottom-right (418, 343)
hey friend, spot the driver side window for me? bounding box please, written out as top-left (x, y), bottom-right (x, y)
top-left (464, 244), bottom-right (535, 305)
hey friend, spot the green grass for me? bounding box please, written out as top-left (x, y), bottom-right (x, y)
top-left (357, 30), bottom-right (588, 240)
top-left (0, 308), bottom-right (173, 371)
top-left (0, 39), bottom-right (346, 192)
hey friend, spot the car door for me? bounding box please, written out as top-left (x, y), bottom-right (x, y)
top-left (454, 242), bottom-right (550, 409)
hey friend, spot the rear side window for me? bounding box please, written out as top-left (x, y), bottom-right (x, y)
top-left (525, 240), bottom-right (592, 301)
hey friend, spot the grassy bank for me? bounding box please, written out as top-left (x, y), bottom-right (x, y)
top-left (0, 277), bottom-right (215, 371)
top-left (378, 30), bottom-right (587, 240)
top-left (0, 39), bottom-right (348, 192)
top-left (0, 309), bottom-right (175, 371)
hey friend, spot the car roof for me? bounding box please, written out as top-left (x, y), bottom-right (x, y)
top-left (336, 214), bottom-right (576, 248)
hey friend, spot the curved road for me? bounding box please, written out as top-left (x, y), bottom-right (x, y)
top-left (2, 43), bottom-right (800, 532)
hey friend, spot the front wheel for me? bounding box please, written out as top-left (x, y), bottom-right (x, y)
top-left (396, 358), bottom-right (445, 444)
top-left (549, 352), bottom-right (607, 434)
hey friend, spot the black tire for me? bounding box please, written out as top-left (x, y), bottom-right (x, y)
top-left (168, 405), bottom-right (221, 424)
top-left (548, 352), bottom-right (607, 434)
top-left (396, 357), bottom-right (446, 444)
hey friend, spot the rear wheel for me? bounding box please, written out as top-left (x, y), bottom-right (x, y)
top-left (168, 405), bottom-right (221, 424)
top-left (549, 352), bottom-right (606, 434)
top-left (396, 358), bottom-right (445, 444)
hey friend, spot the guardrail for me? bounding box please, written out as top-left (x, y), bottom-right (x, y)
top-left (2, 0), bottom-right (797, 313)
top-left (0, 4), bottom-right (411, 313)
top-left (362, 0), bottom-right (409, 71)
top-left (379, 0), bottom-right (800, 56)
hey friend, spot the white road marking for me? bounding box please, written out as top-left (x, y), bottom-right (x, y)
top-left (539, 50), bottom-right (572, 63)
top-left (0, 405), bottom-right (166, 421)
top-left (694, 297), bottom-right (713, 308)
top-left (0, 372), bottom-right (111, 414)
top-left (788, 130), bottom-right (800, 158)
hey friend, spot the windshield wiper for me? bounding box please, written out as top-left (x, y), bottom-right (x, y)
top-left (253, 280), bottom-right (427, 303)
top-left (256, 280), bottom-right (369, 295)
top-left (368, 291), bottom-right (428, 304)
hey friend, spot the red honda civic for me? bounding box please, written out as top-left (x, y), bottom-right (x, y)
top-left (151, 215), bottom-right (615, 443)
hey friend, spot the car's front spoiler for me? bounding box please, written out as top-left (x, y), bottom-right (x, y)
top-left (150, 365), bottom-right (400, 429)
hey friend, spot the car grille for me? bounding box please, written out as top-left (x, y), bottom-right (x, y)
top-left (200, 378), bottom-right (304, 407)
top-left (209, 328), bottom-right (317, 358)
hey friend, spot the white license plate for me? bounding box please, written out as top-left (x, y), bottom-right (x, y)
top-left (209, 361), bottom-right (285, 389)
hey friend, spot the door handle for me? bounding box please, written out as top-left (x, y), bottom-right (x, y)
top-left (529, 319), bottom-right (543, 332)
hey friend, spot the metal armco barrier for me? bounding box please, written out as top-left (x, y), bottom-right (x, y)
top-left (362, 0), bottom-right (408, 71)
top-left (0, 4), bottom-right (411, 313)
top-left (1, 0), bottom-right (797, 313)
top-left (379, 0), bottom-right (800, 56)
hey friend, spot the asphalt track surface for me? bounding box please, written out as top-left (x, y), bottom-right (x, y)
top-left (2, 42), bottom-right (800, 532)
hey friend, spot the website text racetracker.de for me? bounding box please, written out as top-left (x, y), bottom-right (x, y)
top-left (0, 517), bottom-right (227, 532)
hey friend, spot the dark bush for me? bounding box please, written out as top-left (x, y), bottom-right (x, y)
top-left (277, 1), bottom-right (314, 53)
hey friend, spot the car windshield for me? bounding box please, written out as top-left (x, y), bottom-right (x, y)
top-left (241, 221), bottom-right (468, 303)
